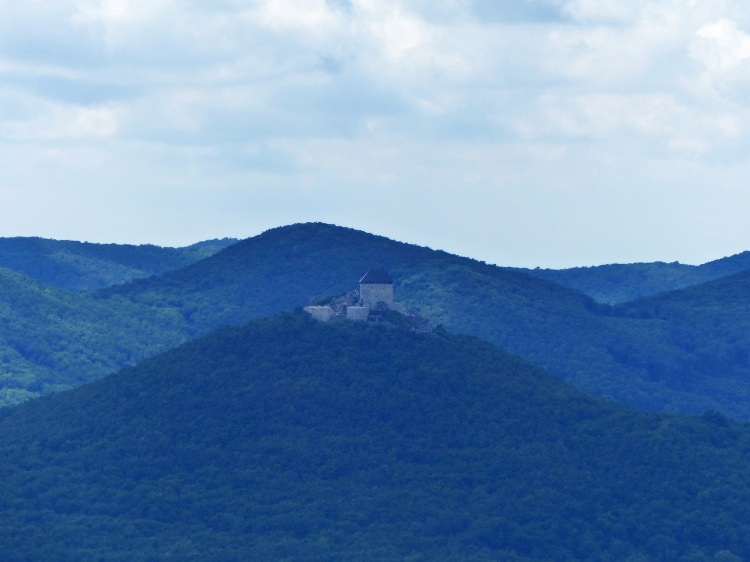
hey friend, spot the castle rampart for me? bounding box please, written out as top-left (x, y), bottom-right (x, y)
top-left (303, 306), bottom-right (336, 322)
top-left (346, 306), bottom-right (369, 321)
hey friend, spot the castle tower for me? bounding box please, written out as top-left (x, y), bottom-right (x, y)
top-left (359, 268), bottom-right (394, 310)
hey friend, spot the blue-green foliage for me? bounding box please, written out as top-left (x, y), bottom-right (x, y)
top-left (521, 250), bottom-right (750, 305)
top-left (0, 269), bottom-right (187, 406)
top-left (94, 223), bottom-right (750, 418)
top-left (0, 238), bottom-right (236, 406)
top-left (3, 222), bottom-right (750, 419)
top-left (0, 236), bottom-right (237, 292)
top-left (0, 313), bottom-right (749, 561)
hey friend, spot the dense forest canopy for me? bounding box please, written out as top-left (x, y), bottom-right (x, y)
top-left (93, 223), bottom-right (750, 419)
top-left (519, 250), bottom-right (750, 304)
top-left (2, 313), bottom-right (750, 561)
top-left (0, 236), bottom-right (237, 292)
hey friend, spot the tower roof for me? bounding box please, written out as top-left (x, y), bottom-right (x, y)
top-left (360, 268), bottom-right (393, 284)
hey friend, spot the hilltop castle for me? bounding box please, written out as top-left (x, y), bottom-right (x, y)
top-left (303, 268), bottom-right (430, 330)
top-left (304, 268), bottom-right (402, 322)
top-left (343, 268), bottom-right (395, 321)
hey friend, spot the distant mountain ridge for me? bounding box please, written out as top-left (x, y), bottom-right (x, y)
top-left (2, 313), bottom-right (750, 560)
top-left (0, 236), bottom-right (238, 292)
top-left (2, 222), bottom-right (750, 419)
top-left (520, 250), bottom-right (750, 304)
top-left (89, 222), bottom-right (750, 418)
top-left (613, 268), bottom-right (750, 401)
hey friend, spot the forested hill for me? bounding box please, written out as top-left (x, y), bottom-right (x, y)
top-left (622, 266), bottom-right (750, 314)
top-left (92, 222), bottom-right (750, 419)
top-left (613, 269), bottom-right (750, 402)
top-left (0, 268), bottom-right (188, 406)
top-left (521, 250), bottom-right (750, 305)
top-left (0, 236), bottom-right (237, 292)
top-left (96, 222), bottom-right (598, 335)
top-left (4, 222), bottom-right (750, 419)
top-left (2, 312), bottom-right (750, 561)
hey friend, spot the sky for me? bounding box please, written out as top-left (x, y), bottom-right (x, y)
top-left (2, 0), bottom-right (750, 268)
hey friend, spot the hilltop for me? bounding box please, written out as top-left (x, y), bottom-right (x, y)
top-left (611, 269), bottom-right (750, 408)
top-left (2, 313), bottom-right (750, 560)
top-left (91, 223), bottom-right (750, 418)
top-left (3, 222), bottom-right (750, 419)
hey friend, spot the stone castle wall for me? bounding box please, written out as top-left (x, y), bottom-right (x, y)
top-left (360, 283), bottom-right (394, 309)
top-left (303, 306), bottom-right (336, 322)
top-left (346, 306), bottom-right (369, 321)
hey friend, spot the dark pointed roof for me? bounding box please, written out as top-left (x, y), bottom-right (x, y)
top-left (360, 268), bottom-right (393, 284)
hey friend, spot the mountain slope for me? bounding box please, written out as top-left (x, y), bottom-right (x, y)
top-left (92, 222), bottom-right (750, 418)
top-left (522, 250), bottom-right (750, 305)
top-left (0, 236), bottom-right (237, 292)
top-left (6, 222), bottom-right (750, 419)
top-left (700, 250), bottom-right (750, 277)
top-left (1, 313), bottom-right (750, 561)
top-left (96, 222), bottom-right (607, 342)
top-left (519, 262), bottom-right (699, 304)
top-left (613, 269), bottom-right (750, 409)
top-left (0, 268), bottom-right (188, 406)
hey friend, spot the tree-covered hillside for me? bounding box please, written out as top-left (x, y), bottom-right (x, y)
top-left (611, 269), bottom-right (750, 412)
top-left (522, 250), bottom-right (750, 305)
top-left (0, 236), bottom-right (239, 406)
top-left (4, 222), bottom-right (750, 419)
top-left (1, 313), bottom-right (749, 561)
top-left (92, 223), bottom-right (750, 418)
top-left (0, 236), bottom-right (237, 292)
top-left (0, 268), bottom-right (188, 406)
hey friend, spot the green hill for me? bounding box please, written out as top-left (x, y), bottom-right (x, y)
top-left (0, 236), bottom-right (237, 292)
top-left (91, 223), bottom-right (750, 418)
top-left (0, 237), bottom-right (238, 406)
top-left (1, 313), bottom-right (750, 561)
top-left (611, 270), bottom-right (750, 411)
top-left (0, 268), bottom-right (188, 406)
top-left (95, 222), bottom-right (608, 342)
top-left (4, 222), bottom-right (750, 419)
top-left (522, 250), bottom-right (750, 305)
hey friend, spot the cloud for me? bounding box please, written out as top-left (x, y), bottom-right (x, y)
top-left (695, 18), bottom-right (750, 70)
top-left (469, 0), bottom-right (567, 24)
top-left (1, 0), bottom-right (750, 265)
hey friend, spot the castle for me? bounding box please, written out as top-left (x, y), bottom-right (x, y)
top-left (304, 269), bottom-right (430, 331)
top-left (304, 268), bottom-right (397, 322)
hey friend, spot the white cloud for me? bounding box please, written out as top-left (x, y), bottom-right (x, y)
top-left (1, 0), bottom-right (750, 265)
top-left (690, 18), bottom-right (750, 98)
top-left (696, 18), bottom-right (750, 63)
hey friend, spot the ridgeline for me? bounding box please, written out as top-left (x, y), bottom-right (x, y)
top-left (2, 223), bottom-right (750, 420)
